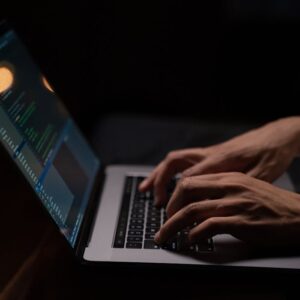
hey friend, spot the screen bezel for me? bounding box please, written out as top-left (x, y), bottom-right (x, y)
top-left (0, 19), bottom-right (103, 259)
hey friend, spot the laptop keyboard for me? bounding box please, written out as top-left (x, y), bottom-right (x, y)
top-left (113, 176), bottom-right (214, 253)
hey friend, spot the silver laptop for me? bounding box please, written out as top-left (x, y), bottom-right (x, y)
top-left (1, 21), bottom-right (300, 271)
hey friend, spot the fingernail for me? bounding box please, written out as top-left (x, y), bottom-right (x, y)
top-left (139, 180), bottom-right (147, 190)
top-left (154, 232), bottom-right (161, 244)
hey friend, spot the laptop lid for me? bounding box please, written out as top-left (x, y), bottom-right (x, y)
top-left (0, 21), bottom-right (101, 253)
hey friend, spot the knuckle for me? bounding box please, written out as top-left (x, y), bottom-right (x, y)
top-left (235, 172), bottom-right (249, 183)
top-left (221, 172), bottom-right (250, 191)
top-left (219, 173), bottom-right (234, 184)
top-left (177, 177), bottom-right (185, 189)
top-left (178, 177), bottom-right (191, 191)
top-left (215, 202), bottom-right (227, 212)
top-left (206, 217), bottom-right (220, 230)
top-left (183, 203), bottom-right (199, 218)
top-left (235, 217), bottom-right (247, 227)
top-left (166, 151), bottom-right (179, 162)
top-left (226, 171), bottom-right (245, 180)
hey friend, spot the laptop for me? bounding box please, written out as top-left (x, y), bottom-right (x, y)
top-left (1, 20), bottom-right (300, 271)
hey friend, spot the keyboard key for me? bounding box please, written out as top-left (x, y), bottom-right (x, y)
top-left (114, 175), bottom-right (215, 253)
top-left (145, 191), bottom-right (153, 200)
top-left (146, 222), bottom-right (160, 228)
top-left (162, 239), bottom-right (177, 251)
top-left (146, 228), bottom-right (159, 234)
top-left (114, 238), bottom-right (125, 248)
top-left (147, 216), bottom-right (160, 223)
top-left (145, 233), bottom-right (155, 240)
top-left (126, 242), bottom-right (142, 249)
top-left (196, 239), bottom-right (214, 252)
top-left (128, 230), bottom-right (143, 236)
top-left (131, 213), bottom-right (144, 219)
top-left (148, 205), bottom-right (159, 210)
top-left (144, 240), bottom-right (160, 249)
top-left (148, 212), bottom-right (161, 218)
top-left (130, 219), bottom-right (144, 225)
top-left (127, 237), bottom-right (142, 242)
top-left (132, 208), bottom-right (145, 214)
top-left (113, 177), bottom-right (132, 248)
top-left (116, 229), bottom-right (126, 238)
top-left (133, 203), bottom-right (145, 209)
top-left (124, 176), bottom-right (133, 193)
top-left (138, 193), bottom-right (147, 200)
top-left (129, 224), bottom-right (143, 230)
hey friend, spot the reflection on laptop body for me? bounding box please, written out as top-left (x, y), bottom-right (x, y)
top-left (1, 20), bottom-right (300, 270)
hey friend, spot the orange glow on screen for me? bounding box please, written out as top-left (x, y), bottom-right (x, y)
top-left (0, 66), bottom-right (14, 93)
top-left (42, 76), bottom-right (54, 93)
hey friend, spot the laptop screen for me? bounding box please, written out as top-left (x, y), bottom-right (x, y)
top-left (0, 25), bottom-right (100, 247)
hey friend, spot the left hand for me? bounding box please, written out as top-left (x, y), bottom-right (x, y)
top-left (140, 117), bottom-right (300, 207)
top-left (155, 172), bottom-right (300, 247)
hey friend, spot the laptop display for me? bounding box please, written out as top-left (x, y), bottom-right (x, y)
top-left (0, 26), bottom-right (100, 247)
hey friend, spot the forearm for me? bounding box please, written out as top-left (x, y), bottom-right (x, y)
top-left (271, 116), bottom-right (300, 156)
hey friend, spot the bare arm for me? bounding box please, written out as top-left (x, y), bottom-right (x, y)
top-left (140, 116), bottom-right (300, 207)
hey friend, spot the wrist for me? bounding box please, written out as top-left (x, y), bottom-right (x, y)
top-left (274, 117), bottom-right (300, 157)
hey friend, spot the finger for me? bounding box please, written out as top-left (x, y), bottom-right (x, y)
top-left (183, 155), bottom-right (245, 178)
top-left (139, 150), bottom-right (196, 196)
top-left (139, 165), bottom-right (161, 192)
top-left (166, 176), bottom-right (227, 218)
top-left (182, 156), bottom-right (225, 177)
top-left (188, 216), bottom-right (242, 242)
top-left (155, 199), bottom-right (237, 244)
top-left (139, 148), bottom-right (204, 194)
top-left (153, 155), bottom-right (197, 207)
top-left (246, 167), bottom-right (262, 180)
top-left (245, 153), bottom-right (272, 181)
top-left (153, 160), bottom-right (182, 206)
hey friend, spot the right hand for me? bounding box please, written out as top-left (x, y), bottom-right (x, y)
top-left (139, 117), bottom-right (300, 207)
top-left (155, 173), bottom-right (300, 247)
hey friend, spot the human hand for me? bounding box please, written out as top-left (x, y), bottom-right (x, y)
top-left (139, 117), bottom-right (300, 206)
top-left (154, 173), bottom-right (300, 247)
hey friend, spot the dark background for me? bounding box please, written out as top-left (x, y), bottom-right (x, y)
top-left (1, 2), bottom-right (300, 298)
top-left (1, 1), bottom-right (300, 135)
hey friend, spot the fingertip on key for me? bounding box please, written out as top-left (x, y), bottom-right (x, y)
top-left (154, 232), bottom-right (161, 244)
top-left (138, 180), bottom-right (148, 191)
